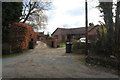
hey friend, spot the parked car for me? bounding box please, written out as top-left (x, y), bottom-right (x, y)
top-left (78, 38), bottom-right (91, 43)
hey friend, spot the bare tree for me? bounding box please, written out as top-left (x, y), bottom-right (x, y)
top-left (27, 9), bottom-right (48, 31)
top-left (20, 0), bottom-right (52, 30)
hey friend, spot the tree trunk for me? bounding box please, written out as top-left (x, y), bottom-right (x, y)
top-left (22, 11), bottom-right (31, 23)
top-left (22, 2), bottom-right (37, 23)
top-left (115, 0), bottom-right (120, 75)
top-left (115, 1), bottom-right (120, 47)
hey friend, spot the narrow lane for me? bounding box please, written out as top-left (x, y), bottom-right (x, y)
top-left (2, 41), bottom-right (119, 78)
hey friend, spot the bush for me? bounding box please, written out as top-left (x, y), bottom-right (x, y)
top-left (86, 56), bottom-right (119, 70)
top-left (2, 43), bottom-right (11, 54)
top-left (72, 42), bottom-right (86, 54)
top-left (90, 26), bottom-right (116, 57)
top-left (88, 26), bottom-right (120, 70)
top-left (58, 42), bottom-right (66, 47)
top-left (2, 22), bottom-right (37, 54)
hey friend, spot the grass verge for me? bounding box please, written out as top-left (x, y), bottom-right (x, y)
top-left (58, 42), bottom-right (66, 47)
top-left (2, 49), bottom-right (33, 59)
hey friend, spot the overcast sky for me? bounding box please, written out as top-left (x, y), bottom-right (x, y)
top-left (42, 0), bottom-right (104, 34)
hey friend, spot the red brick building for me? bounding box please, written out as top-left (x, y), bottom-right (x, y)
top-left (35, 32), bottom-right (45, 41)
top-left (51, 25), bottom-right (99, 42)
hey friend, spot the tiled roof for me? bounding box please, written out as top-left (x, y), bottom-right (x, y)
top-left (54, 26), bottom-right (97, 35)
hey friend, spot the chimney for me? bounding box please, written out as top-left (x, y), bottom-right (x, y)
top-left (89, 23), bottom-right (94, 27)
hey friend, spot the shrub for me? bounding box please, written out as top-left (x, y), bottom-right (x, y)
top-left (72, 42), bottom-right (86, 54)
top-left (86, 55), bottom-right (119, 70)
top-left (88, 26), bottom-right (119, 70)
top-left (2, 22), bottom-right (37, 54)
top-left (58, 42), bottom-right (66, 47)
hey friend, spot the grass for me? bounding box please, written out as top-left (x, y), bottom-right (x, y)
top-left (58, 42), bottom-right (66, 47)
top-left (2, 49), bottom-right (33, 59)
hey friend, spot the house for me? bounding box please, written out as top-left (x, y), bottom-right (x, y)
top-left (35, 32), bottom-right (45, 41)
top-left (51, 25), bottom-right (99, 42)
top-left (87, 25), bottom-right (99, 40)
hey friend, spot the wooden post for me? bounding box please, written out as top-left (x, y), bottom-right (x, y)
top-left (85, 0), bottom-right (88, 55)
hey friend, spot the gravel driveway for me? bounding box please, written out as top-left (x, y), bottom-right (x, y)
top-left (2, 41), bottom-right (119, 78)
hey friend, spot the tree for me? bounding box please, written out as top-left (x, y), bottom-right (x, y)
top-left (2, 2), bottom-right (23, 28)
top-left (98, 1), bottom-right (114, 42)
top-left (98, 1), bottom-right (115, 48)
top-left (115, 1), bottom-right (120, 71)
top-left (115, 0), bottom-right (120, 73)
top-left (20, 0), bottom-right (52, 30)
top-left (98, 1), bottom-right (113, 29)
top-left (115, 1), bottom-right (120, 48)
top-left (92, 1), bottom-right (115, 57)
top-left (27, 10), bottom-right (48, 31)
top-left (89, 0), bottom-right (119, 70)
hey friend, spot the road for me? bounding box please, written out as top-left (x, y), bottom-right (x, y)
top-left (2, 41), bottom-right (119, 78)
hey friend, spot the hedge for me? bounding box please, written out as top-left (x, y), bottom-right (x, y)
top-left (3, 22), bottom-right (37, 54)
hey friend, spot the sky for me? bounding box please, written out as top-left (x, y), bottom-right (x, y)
top-left (41, 0), bottom-right (104, 34)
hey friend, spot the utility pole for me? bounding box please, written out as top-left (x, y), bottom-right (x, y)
top-left (85, 0), bottom-right (88, 55)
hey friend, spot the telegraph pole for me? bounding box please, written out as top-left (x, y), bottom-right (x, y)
top-left (85, 0), bottom-right (88, 55)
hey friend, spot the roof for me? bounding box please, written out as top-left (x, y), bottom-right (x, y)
top-left (52, 25), bottom-right (98, 36)
top-left (35, 32), bottom-right (44, 37)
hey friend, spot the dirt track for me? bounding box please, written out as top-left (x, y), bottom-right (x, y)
top-left (2, 41), bottom-right (119, 78)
